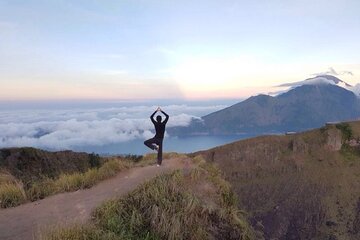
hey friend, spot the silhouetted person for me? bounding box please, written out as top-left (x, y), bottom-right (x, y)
top-left (144, 107), bottom-right (169, 166)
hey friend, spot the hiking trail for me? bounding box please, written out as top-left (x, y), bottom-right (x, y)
top-left (0, 157), bottom-right (191, 240)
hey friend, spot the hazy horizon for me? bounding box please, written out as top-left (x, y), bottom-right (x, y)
top-left (1, 0), bottom-right (360, 101)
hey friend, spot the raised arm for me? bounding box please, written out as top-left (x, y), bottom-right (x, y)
top-left (150, 110), bottom-right (157, 124)
top-left (161, 110), bottom-right (169, 124)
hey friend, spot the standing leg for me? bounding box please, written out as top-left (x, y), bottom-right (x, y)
top-left (144, 138), bottom-right (156, 150)
top-left (157, 140), bottom-right (163, 165)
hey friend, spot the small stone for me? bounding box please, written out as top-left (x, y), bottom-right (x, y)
top-left (326, 220), bottom-right (337, 227)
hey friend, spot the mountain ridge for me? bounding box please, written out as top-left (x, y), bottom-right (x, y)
top-left (169, 76), bottom-right (360, 136)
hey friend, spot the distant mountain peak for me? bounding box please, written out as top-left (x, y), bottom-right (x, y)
top-left (278, 75), bottom-right (352, 88)
top-left (273, 75), bottom-right (360, 97)
top-left (169, 77), bottom-right (360, 136)
top-left (315, 75), bottom-right (352, 87)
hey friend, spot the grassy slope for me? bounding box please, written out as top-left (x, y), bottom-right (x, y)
top-left (0, 152), bottom-right (185, 208)
top-left (0, 158), bottom-right (130, 208)
top-left (42, 158), bottom-right (256, 240)
top-left (195, 121), bottom-right (360, 240)
top-left (0, 148), bottom-right (100, 186)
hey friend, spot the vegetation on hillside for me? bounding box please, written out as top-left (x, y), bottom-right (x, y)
top-left (0, 158), bottom-right (129, 208)
top-left (0, 148), bottom-right (100, 186)
top-left (336, 122), bottom-right (353, 141)
top-left (0, 182), bottom-right (26, 208)
top-left (196, 121), bottom-right (360, 240)
top-left (42, 158), bottom-right (256, 240)
top-left (27, 159), bottom-right (130, 201)
top-left (0, 151), bottom-right (185, 208)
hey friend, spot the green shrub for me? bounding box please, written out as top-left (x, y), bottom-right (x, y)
top-left (0, 183), bottom-right (26, 208)
top-left (340, 143), bottom-right (360, 161)
top-left (336, 123), bottom-right (353, 141)
top-left (89, 153), bottom-right (101, 168)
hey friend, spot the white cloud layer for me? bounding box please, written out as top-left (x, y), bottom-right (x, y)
top-left (0, 104), bottom-right (225, 150)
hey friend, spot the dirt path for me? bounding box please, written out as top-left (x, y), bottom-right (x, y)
top-left (0, 157), bottom-right (191, 240)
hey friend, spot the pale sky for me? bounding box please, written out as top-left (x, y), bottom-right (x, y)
top-left (0, 0), bottom-right (359, 100)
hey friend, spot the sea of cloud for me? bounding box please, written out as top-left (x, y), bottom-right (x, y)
top-left (0, 104), bottom-right (226, 150)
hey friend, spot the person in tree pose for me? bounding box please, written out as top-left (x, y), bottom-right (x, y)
top-left (144, 107), bottom-right (169, 166)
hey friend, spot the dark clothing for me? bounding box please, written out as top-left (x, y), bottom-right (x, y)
top-left (150, 110), bottom-right (169, 139)
top-left (144, 137), bottom-right (163, 165)
top-left (144, 110), bottom-right (169, 165)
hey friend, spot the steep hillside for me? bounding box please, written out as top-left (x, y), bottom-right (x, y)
top-left (169, 77), bottom-right (360, 136)
top-left (194, 121), bottom-right (360, 239)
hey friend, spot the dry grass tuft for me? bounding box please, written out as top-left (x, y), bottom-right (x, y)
top-left (0, 182), bottom-right (26, 208)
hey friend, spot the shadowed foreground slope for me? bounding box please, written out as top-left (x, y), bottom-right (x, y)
top-left (1, 156), bottom-right (256, 240)
top-left (195, 121), bottom-right (360, 240)
top-left (42, 157), bottom-right (255, 240)
top-left (0, 157), bottom-right (187, 240)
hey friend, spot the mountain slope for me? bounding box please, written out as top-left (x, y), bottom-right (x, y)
top-left (193, 121), bottom-right (360, 239)
top-left (169, 81), bottom-right (360, 136)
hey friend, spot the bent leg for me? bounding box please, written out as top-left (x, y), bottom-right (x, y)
top-left (144, 138), bottom-right (156, 150)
